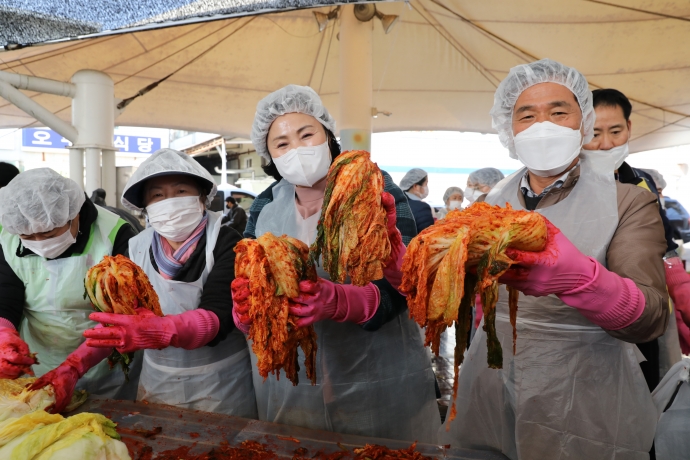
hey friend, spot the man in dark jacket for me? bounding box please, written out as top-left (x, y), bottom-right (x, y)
top-left (89, 188), bottom-right (143, 233)
top-left (221, 196), bottom-right (247, 235)
top-left (584, 88), bottom-right (689, 396)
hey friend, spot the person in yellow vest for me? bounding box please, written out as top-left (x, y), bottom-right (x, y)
top-left (0, 168), bottom-right (138, 413)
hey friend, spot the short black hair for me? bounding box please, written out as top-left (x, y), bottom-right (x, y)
top-left (225, 196), bottom-right (236, 205)
top-left (414, 176), bottom-right (428, 188)
top-left (0, 162), bottom-right (19, 188)
top-left (592, 89), bottom-right (632, 121)
top-left (261, 128), bottom-right (341, 182)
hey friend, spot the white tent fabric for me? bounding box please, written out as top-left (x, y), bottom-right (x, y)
top-left (2, 0), bottom-right (690, 153)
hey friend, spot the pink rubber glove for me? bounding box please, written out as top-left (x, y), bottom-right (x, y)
top-left (676, 308), bottom-right (690, 355)
top-left (665, 257), bottom-right (690, 327)
top-left (231, 277), bottom-right (252, 334)
top-left (499, 219), bottom-right (645, 330)
top-left (29, 336), bottom-right (111, 414)
top-left (0, 323), bottom-right (37, 379)
top-left (474, 295), bottom-right (483, 329)
top-left (381, 192), bottom-right (406, 293)
top-left (83, 308), bottom-right (219, 354)
top-left (288, 279), bottom-right (380, 327)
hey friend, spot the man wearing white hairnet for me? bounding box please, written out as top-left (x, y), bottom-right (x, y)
top-left (442, 59), bottom-right (668, 459)
top-left (0, 168), bottom-right (138, 413)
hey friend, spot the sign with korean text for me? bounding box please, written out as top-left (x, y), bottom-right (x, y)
top-left (22, 128), bottom-right (161, 154)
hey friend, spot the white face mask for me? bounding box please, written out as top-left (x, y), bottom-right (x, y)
top-left (273, 142), bottom-right (331, 187)
top-left (464, 187), bottom-right (484, 203)
top-left (659, 196), bottom-right (666, 209)
top-left (417, 185), bottom-right (429, 200)
top-left (448, 200), bottom-right (463, 210)
top-left (147, 196), bottom-right (204, 242)
top-left (513, 121), bottom-right (583, 177)
top-left (585, 142), bottom-right (629, 170)
top-left (21, 221), bottom-right (77, 259)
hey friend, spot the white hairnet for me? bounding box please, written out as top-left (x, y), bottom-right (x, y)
top-left (639, 168), bottom-right (667, 190)
top-left (251, 85), bottom-right (337, 162)
top-left (490, 58), bottom-right (595, 158)
top-left (442, 186), bottom-right (464, 204)
top-left (0, 168), bottom-right (85, 235)
top-left (468, 168), bottom-right (505, 189)
top-left (399, 168), bottom-right (428, 191)
top-left (122, 148), bottom-right (217, 212)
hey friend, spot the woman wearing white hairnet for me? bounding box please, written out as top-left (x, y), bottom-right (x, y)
top-left (0, 168), bottom-right (139, 413)
top-left (83, 149), bottom-right (257, 417)
top-left (436, 186), bottom-right (465, 219)
top-left (441, 59), bottom-right (668, 459)
top-left (464, 167), bottom-right (505, 204)
top-left (233, 85), bottom-right (440, 442)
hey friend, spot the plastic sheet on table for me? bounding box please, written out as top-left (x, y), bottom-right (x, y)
top-left (74, 398), bottom-right (508, 459)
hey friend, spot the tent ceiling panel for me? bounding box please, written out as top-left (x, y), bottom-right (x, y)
top-left (1, 0), bottom-right (690, 152)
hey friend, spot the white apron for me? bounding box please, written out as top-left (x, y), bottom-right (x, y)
top-left (129, 210), bottom-right (257, 417)
top-left (651, 357), bottom-right (690, 460)
top-left (253, 179), bottom-right (440, 443)
top-left (1, 207), bottom-right (141, 399)
top-left (440, 151), bottom-right (657, 460)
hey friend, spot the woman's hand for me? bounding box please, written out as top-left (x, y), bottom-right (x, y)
top-left (289, 278), bottom-right (380, 327)
top-left (381, 192), bottom-right (405, 291)
top-left (232, 278), bottom-right (252, 334)
top-left (84, 308), bottom-right (219, 352)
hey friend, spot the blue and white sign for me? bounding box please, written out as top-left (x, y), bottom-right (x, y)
top-left (22, 128), bottom-right (70, 149)
top-left (22, 128), bottom-right (161, 154)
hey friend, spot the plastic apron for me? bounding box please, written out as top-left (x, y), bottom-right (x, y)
top-left (657, 301), bottom-right (682, 381)
top-left (440, 151), bottom-right (657, 460)
top-left (1, 207), bottom-right (141, 399)
top-left (253, 179), bottom-right (440, 443)
top-left (651, 357), bottom-right (690, 460)
top-left (129, 210), bottom-right (257, 417)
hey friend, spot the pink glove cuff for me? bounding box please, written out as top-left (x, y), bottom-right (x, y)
top-left (233, 308), bottom-right (250, 335)
top-left (558, 259), bottom-right (645, 330)
top-left (169, 309), bottom-right (220, 350)
top-left (383, 237), bottom-right (406, 294)
top-left (332, 283), bottom-right (380, 324)
top-left (66, 335), bottom-right (112, 378)
top-left (0, 319), bottom-right (15, 331)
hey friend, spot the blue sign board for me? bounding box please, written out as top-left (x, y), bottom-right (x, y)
top-left (22, 128), bottom-right (69, 149)
top-left (22, 128), bottom-right (161, 154)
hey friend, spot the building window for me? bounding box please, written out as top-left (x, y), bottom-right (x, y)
top-left (245, 158), bottom-right (253, 168)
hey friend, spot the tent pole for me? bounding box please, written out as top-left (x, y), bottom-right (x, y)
top-left (339, 4), bottom-right (373, 152)
top-left (101, 149), bottom-right (116, 206)
top-left (85, 147), bottom-right (101, 194)
top-left (68, 148), bottom-right (84, 191)
top-left (71, 70), bottom-right (115, 195)
top-left (219, 141), bottom-right (229, 186)
top-left (0, 70), bottom-right (76, 97)
top-left (0, 80), bottom-right (78, 142)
